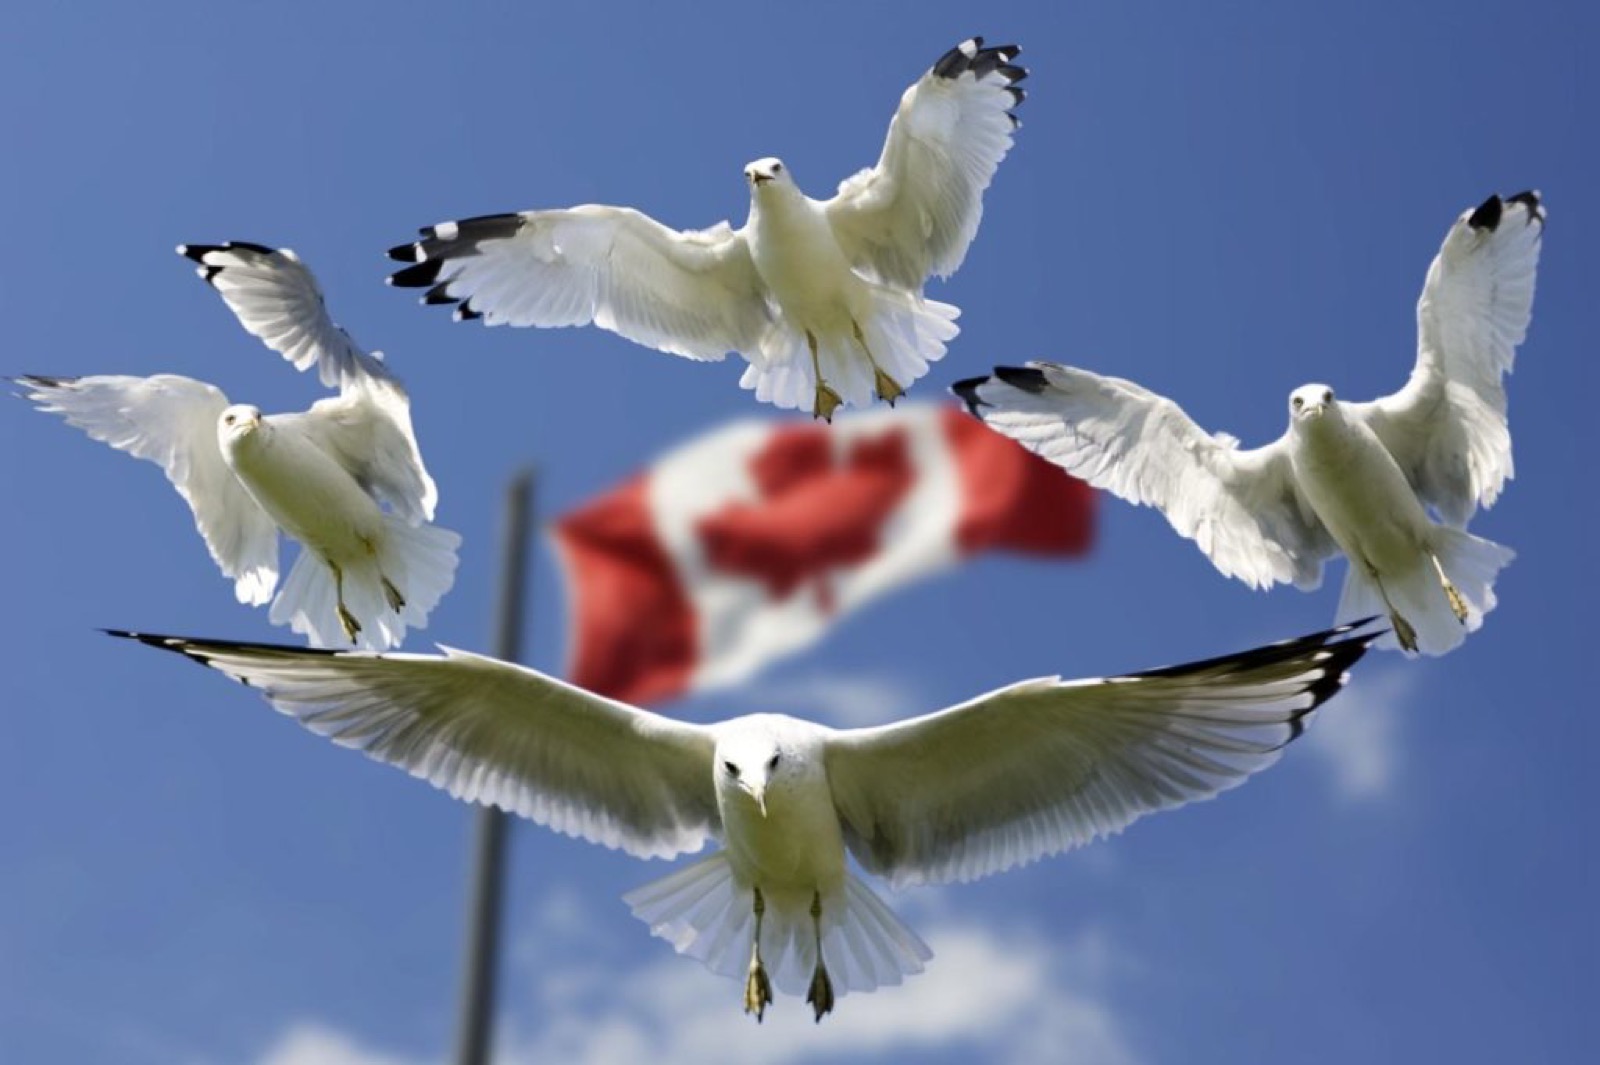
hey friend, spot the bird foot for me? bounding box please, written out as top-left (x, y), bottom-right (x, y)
top-left (812, 383), bottom-right (843, 423)
top-left (1390, 612), bottom-right (1418, 654)
top-left (873, 369), bottom-right (905, 406)
top-left (744, 959), bottom-right (773, 1022)
top-left (381, 576), bottom-right (406, 613)
top-left (1442, 581), bottom-right (1469, 624)
top-left (806, 961), bottom-right (834, 1022)
top-left (337, 603), bottom-right (363, 643)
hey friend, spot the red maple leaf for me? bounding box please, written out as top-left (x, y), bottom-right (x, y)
top-left (695, 424), bottom-right (916, 613)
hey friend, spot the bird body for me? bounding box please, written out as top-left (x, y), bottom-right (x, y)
top-left (956, 192), bottom-right (1542, 655)
top-left (17, 242), bottom-right (460, 650)
top-left (115, 622), bottom-right (1377, 1020)
top-left (388, 38), bottom-right (1022, 419)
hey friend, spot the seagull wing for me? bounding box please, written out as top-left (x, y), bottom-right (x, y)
top-left (275, 377), bottom-right (438, 524)
top-left (179, 242), bottom-right (390, 389)
top-left (387, 207), bottom-right (771, 361)
top-left (17, 374), bottom-right (279, 604)
top-left (826, 623), bottom-right (1376, 888)
top-left (114, 633), bottom-right (722, 860)
top-left (825, 37), bottom-right (1026, 289)
top-left (1348, 192), bottom-right (1544, 526)
top-left (954, 362), bottom-right (1335, 590)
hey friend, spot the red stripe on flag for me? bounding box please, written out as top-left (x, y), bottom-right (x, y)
top-left (942, 407), bottom-right (1096, 556)
top-left (552, 474), bottom-right (696, 704)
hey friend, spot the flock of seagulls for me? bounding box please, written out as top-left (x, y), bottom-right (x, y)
top-left (15, 36), bottom-right (1543, 1021)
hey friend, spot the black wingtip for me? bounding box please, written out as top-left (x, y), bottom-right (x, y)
top-left (12, 373), bottom-right (75, 390)
top-left (932, 38), bottom-right (1027, 86)
top-left (387, 242), bottom-right (423, 263)
top-left (992, 364), bottom-right (1050, 393)
top-left (949, 375), bottom-right (992, 414)
top-left (389, 259), bottom-right (445, 289)
top-left (1467, 194), bottom-right (1504, 232)
top-left (1506, 189), bottom-right (1545, 226)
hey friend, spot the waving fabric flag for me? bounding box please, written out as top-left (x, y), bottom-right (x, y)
top-left (552, 405), bottom-right (1095, 704)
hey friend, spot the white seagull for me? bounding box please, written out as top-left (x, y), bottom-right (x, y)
top-left (954, 192), bottom-right (1544, 656)
top-left (387, 37), bottom-right (1025, 420)
top-left (17, 242), bottom-right (461, 650)
top-left (112, 621), bottom-right (1377, 1021)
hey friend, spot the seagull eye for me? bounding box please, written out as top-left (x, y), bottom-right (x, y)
top-left (773, 163), bottom-right (782, 173)
top-left (723, 760), bottom-right (739, 778)
top-left (1322, 389), bottom-right (1333, 403)
top-left (767, 753), bottom-right (780, 771)
top-left (1292, 396), bottom-right (1303, 410)
top-left (224, 413), bottom-right (235, 424)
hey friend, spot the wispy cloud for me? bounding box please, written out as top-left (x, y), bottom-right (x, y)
top-left (255, 1024), bottom-right (424, 1065)
top-left (1307, 664), bottom-right (1416, 802)
top-left (255, 919), bottom-right (1139, 1065)
top-left (738, 670), bottom-right (927, 728)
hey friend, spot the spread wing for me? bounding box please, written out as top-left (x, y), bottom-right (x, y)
top-left (113, 633), bottom-right (722, 861)
top-left (387, 208), bottom-right (772, 360)
top-left (1349, 192), bottom-right (1544, 526)
top-left (954, 363), bottom-right (1336, 590)
top-left (16, 374), bottom-right (279, 603)
top-left (826, 623), bottom-right (1377, 888)
top-left (179, 242), bottom-right (391, 389)
top-left (825, 38), bottom-right (1026, 289)
top-left (274, 376), bottom-right (438, 524)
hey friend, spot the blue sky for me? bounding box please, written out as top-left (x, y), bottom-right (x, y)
top-left (2, 2), bottom-right (1595, 1062)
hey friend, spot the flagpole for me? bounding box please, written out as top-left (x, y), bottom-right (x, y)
top-left (452, 468), bottom-right (534, 1065)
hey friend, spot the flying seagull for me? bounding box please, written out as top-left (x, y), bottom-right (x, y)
top-left (16, 242), bottom-right (460, 650)
top-left (954, 192), bottom-right (1543, 656)
top-left (387, 37), bottom-right (1025, 420)
top-left (112, 621), bottom-right (1377, 1021)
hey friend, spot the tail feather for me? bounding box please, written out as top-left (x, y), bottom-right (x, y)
top-left (1336, 527), bottom-right (1514, 656)
top-left (740, 292), bottom-right (960, 413)
top-left (267, 516), bottom-right (460, 651)
top-left (624, 854), bottom-right (932, 1000)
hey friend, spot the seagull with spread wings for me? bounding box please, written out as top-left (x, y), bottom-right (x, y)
top-left (113, 621), bottom-right (1376, 1021)
top-left (955, 192), bottom-right (1543, 656)
top-left (17, 243), bottom-right (460, 651)
top-left (388, 37), bottom-right (1025, 420)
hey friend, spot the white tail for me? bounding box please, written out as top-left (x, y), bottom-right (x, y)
top-left (623, 854), bottom-right (932, 999)
top-left (1337, 527), bottom-right (1514, 656)
top-left (269, 514), bottom-right (461, 651)
top-left (740, 290), bottom-right (960, 413)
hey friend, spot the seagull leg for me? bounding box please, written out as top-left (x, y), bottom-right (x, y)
top-left (1430, 553), bottom-right (1470, 624)
top-left (381, 576), bottom-right (406, 613)
top-left (1368, 565), bottom-right (1417, 653)
top-left (330, 561), bottom-right (362, 643)
top-left (805, 890), bottom-right (834, 1023)
top-left (744, 887), bottom-right (773, 1022)
top-left (808, 331), bottom-right (843, 423)
top-left (851, 319), bottom-right (904, 406)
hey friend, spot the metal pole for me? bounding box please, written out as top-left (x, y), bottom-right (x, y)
top-left (452, 468), bottom-right (534, 1065)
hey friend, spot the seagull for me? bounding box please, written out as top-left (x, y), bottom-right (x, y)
top-left (954, 192), bottom-right (1543, 656)
top-left (387, 37), bottom-right (1025, 420)
top-left (111, 621), bottom-right (1377, 1021)
top-left (16, 242), bottom-right (461, 650)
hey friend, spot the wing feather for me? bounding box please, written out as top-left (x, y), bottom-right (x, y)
top-left (179, 242), bottom-right (391, 389)
top-left (825, 623), bottom-right (1377, 888)
top-left (1350, 192), bottom-right (1544, 525)
top-left (826, 38), bottom-right (1026, 288)
top-left (114, 633), bottom-right (721, 860)
top-left (17, 374), bottom-right (279, 603)
top-left (387, 207), bottom-right (771, 360)
top-left (954, 362), bottom-right (1335, 589)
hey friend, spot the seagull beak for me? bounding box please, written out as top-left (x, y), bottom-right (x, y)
top-left (740, 780), bottom-right (768, 817)
top-left (751, 173), bottom-right (772, 185)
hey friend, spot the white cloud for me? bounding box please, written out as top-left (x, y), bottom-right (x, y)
top-left (515, 920), bottom-right (1138, 1065)
top-left (255, 1024), bottom-right (425, 1065)
top-left (1307, 664), bottom-right (1416, 801)
top-left (739, 670), bottom-right (926, 728)
top-left (254, 921), bottom-right (1139, 1065)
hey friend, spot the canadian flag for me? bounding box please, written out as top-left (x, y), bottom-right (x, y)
top-left (551, 404), bottom-right (1095, 704)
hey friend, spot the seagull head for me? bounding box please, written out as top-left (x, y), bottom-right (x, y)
top-left (1288, 384), bottom-right (1336, 425)
top-left (217, 404), bottom-right (265, 446)
top-left (715, 728), bottom-right (789, 817)
top-left (744, 157), bottom-right (792, 193)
